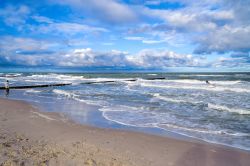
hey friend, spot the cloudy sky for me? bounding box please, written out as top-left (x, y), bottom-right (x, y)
top-left (0, 0), bottom-right (250, 72)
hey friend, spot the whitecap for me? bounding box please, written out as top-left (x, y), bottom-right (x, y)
top-left (208, 103), bottom-right (250, 115)
top-left (139, 81), bottom-right (250, 93)
top-left (25, 89), bottom-right (42, 93)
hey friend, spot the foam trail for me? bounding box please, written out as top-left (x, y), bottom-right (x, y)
top-left (153, 93), bottom-right (201, 104)
top-left (25, 89), bottom-right (42, 93)
top-left (145, 79), bottom-right (242, 85)
top-left (140, 82), bottom-right (250, 93)
top-left (158, 124), bottom-right (250, 136)
top-left (53, 89), bottom-right (107, 106)
top-left (53, 89), bottom-right (79, 98)
top-left (208, 103), bottom-right (250, 115)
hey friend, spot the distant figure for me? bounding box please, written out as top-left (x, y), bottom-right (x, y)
top-left (5, 80), bottom-right (9, 89)
top-left (205, 80), bottom-right (210, 84)
top-left (5, 80), bottom-right (9, 97)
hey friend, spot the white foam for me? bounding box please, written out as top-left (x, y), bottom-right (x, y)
top-left (86, 77), bottom-right (133, 83)
top-left (153, 93), bottom-right (201, 104)
top-left (158, 123), bottom-right (250, 136)
top-left (139, 81), bottom-right (250, 93)
top-left (146, 79), bottom-right (242, 85)
top-left (26, 74), bottom-right (87, 84)
top-left (5, 73), bottom-right (22, 77)
top-left (178, 74), bottom-right (227, 77)
top-left (208, 103), bottom-right (250, 115)
top-left (53, 89), bottom-right (79, 98)
top-left (25, 89), bottom-right (42, 93)
top-left (53, 89), bottom-right (107, 106)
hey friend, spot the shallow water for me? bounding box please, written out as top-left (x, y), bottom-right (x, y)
top-left (0, 72), bottom-right (250, 150)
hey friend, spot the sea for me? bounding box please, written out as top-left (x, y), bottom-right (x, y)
top-left (0, 72), bottom-right (250, 151)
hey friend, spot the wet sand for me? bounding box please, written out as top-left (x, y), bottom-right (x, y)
top-left (0, 98), bottom-right (249, 166)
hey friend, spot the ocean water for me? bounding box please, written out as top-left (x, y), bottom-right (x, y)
top-left (0, 72), bottom-right (250, 150)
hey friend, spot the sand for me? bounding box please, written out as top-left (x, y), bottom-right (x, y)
top-left (0, 98), bottom-right (249, 166)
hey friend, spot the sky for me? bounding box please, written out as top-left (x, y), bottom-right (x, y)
top-left (0, 0), bottom-right (250, 72)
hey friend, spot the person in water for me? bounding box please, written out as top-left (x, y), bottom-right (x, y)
top-left (205, 80), bottom-right (210, 84)
top-left (5, 80), bottom-right (9, 96)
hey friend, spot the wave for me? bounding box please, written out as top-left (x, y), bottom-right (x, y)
top-left (86, 77), bottom-right (134, 83)
top-left (145, 79), bottom-right (242, 85)
top-left (139, 82), bottom-right (250, 93)
top-left (208, 103), bottom-right (250, 115)
top-left (101, 108), bottom-right (250, 137)
top-left (25, 89), bottom-right (42, 93)
top-left (178, 74), bottom-right (227, 77)
top-left (52, 89), bottom-right (107, 106)
top-left (153, 93), bottom-right (200, 104)
top-left (153, 94), bottom-right (250, 115)
top-left (158, 123), bottom-right (250, 136)
top-left (27, 74), bottom-right (86, 81)
top-left (3, 73), bottom-right (23, 78)
top-left (53, 89), bottom-right (80, 98)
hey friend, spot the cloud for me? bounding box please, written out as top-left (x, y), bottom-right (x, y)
top-left (0, 0), bottom-right (249, 71)
top-left (194, 25), bottom-right (250, 54)
top-left (32, 15), bottom-right (54, 24)
top-left (58, 48), bottom-right (131, 67)
top-left (51, 0), bottom-right (137, 24)
top-left (212, 56), bottom-right (250, 69)
top-left (0, 36), bottom-right (61, 52)
top-left (36, 22), bottom-right (108, 36)
top-left (0, 4), bottom-right (108, 39)
top-left (131, 0), bottom-right (250, 56)
top-left (128, 49), bottom-right (206, 68)
top-left (0, 35), bottom-right (206, 69)
top-left (0, 36), bottom-right (62, 66)
top-left (124, 36), bottom-right (166, 44)
top-left (0, 5), bottom-right (30, 28)
top-left (57, 48), bottom-right (206, 69)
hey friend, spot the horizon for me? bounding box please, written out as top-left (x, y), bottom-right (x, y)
top-left (0, 0), bottom-right (250, 72)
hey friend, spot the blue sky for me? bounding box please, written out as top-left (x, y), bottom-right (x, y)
top-left (0, 0), bottom-right (250, 72)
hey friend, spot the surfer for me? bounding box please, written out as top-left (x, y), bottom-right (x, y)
top-left (205, 80), bottom-right (216, 87)
top-left (5, 80), bottom-right (10, 96)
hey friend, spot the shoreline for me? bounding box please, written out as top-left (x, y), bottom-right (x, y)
top-left (0, 97), bottom-right (250, 165)
top-left (33, 95), bottom-right (250, 153)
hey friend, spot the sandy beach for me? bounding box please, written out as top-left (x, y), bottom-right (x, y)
top-left (0, 98), bottom-right (250, 166)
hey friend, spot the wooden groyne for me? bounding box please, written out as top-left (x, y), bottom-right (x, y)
top-left (81, 79), bottom-right (137, 85)
top-left (0, 77), bottom-right (164, 90)
top-left (0, 83), bottom-right (72, 90)
top-left (144, 77), bottom-right (165, 80)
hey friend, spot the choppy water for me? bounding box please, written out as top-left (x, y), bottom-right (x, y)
top-left (0, 72), bottom-right (250, 150)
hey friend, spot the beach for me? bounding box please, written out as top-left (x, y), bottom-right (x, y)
top-left (0, 97), bottom-right (250, 166)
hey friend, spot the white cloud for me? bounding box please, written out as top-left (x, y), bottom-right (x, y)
top-left (36, 22), bottom-right (108, 36)
top-left (195, 25), bottom-right (250, 54)
top-left (0, 5), bottom-right (30, 28)
top-left (0, 36), bottom-right (62, 66)
top-left (124, 36), bottom-right (144, 41)
top-left (129, 0), bottom-right (250, 56)
top-left (0, 36), bottom-right (56, 52)
top-left (57, 48), bottom-right (206, 68)
top-left (51, 0), bottom-right (137, 23)
top-left (128, 49), bottom-right (205, 68)
top-left (32, 15), bottom-right (54, 24)
top-left (0, 36), bottom-right (243, 69)
top-left (0, 4), bottom-right (108, 38)
top-left (124, 36), bottom-right (166, 44)
top-left (58, 48), bottom-right (131, 67)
